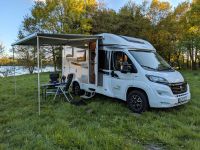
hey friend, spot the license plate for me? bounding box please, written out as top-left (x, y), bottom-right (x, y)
top-left (178, 96), bottom-right (188, 103)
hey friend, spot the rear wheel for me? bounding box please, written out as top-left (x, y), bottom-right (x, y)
top-left (127, 90), bottom-right (148, 113)
top-left (73, 82), bottom-right (85, 96)
top-left (73, 82), bottom-right (81, 96)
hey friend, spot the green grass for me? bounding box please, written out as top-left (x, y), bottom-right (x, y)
top-left (0, 70), bottom-right (200, 150)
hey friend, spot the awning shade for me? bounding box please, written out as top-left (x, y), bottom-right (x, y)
top-left (12, 33), bottom-right (102, 46)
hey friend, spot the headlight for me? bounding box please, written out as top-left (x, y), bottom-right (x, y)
top-left (146, 75), bottom-right (168, 84)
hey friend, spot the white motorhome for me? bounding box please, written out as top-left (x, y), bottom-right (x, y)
top-left (62, 33), bottom-right (191, 113)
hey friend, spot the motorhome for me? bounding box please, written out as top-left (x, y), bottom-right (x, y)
top-left (62, 33), bottom-right (191, 113)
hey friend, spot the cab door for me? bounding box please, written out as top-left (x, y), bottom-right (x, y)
top-left (110, 51), bottom-right (137, 100)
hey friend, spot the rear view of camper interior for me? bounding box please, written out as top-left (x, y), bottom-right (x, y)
top-left (63, 40), bottom-right (102, 87)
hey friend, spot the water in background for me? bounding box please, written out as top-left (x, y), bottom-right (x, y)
top-left (0, 66), bottom-right (55, 77)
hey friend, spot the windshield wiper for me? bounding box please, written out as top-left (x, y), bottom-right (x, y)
top-left (158, 67), bottom-right (174, 71)
top-left (141, 65), bottom-right (157, 71)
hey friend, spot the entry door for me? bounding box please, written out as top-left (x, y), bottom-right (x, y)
top-left (88, 40), bottom-right (99, 85)
top-left (110, 51), bottom-right (136, 99)
top-left (89, 41), bottom-right (96, 84)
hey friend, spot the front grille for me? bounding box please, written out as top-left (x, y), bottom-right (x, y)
top-left (169, 82), bottom-right (187, 95)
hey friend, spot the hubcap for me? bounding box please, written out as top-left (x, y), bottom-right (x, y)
top-left (130, 94), bottom-right (143, 111)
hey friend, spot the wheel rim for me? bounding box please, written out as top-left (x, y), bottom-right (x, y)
top-left (129, 94), bottom-right (143, 111)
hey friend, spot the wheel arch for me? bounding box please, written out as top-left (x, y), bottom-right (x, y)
top-left (72, 80), bottom-right (80, 88)
top-left (126, 87), bottom-right (150, 107)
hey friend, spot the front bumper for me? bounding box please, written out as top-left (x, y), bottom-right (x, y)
top-left (148, 83), bottom-right (191, 108)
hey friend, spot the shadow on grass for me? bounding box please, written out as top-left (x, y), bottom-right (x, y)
top-left (41, 92), bottom-right (189, 115)
top-left (149, 104), bottom-right (186, 113)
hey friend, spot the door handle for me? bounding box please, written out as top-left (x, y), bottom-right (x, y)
top-left (111, 71), bottom-right (115, 77)
top-left (111, 71), bottom-right (119, 78)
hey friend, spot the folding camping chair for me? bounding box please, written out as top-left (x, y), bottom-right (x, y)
top-left (53, 74), bottom-right (74, 102)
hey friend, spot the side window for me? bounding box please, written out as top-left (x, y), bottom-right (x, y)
top-left (111, 51), bottom-right (134, 71)
top-left (112, 52), bottom-right (123, 71)
top-left (76, 49), bottom-right (86, 62)
top-left (99, 50), bottom-right (110, 70)
top-left (65, 47), bottom-right (74, 58)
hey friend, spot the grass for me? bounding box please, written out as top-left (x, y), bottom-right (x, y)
top-left (0, 70), bottom-right (200, 150)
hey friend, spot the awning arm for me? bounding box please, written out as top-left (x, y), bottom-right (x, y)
top-left (37, 36), bottom-right (41, 115)
top-left (12, 47), bottom-right (16, 96)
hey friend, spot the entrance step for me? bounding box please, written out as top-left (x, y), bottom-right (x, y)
top-left (80, 90), bottom-right (95, 99)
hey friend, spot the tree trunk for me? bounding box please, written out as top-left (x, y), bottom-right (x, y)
top-left (176, 51), bottom-right (181, 69)
top-left (29, 66), bottom-right (34, 74)
top-left (198, 60), bottom-right (200, 69)
top-left (188, 41), bottom-right (195, 70)
top-left (192, 61), bottom-right (197, 70)
top-left (186, 53), bottom-right (189, 69)
top-left (168, 53), bottom-right (171, 63)
top-left (177, 60), bottom-right (180, 69)
top-left (52, 47), bottom-right (57, 72)
top-left (182, 54), bottom-right (185, 69)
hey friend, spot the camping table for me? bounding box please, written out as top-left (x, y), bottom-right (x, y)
top-left (41, 83), bottom-right (65, 99)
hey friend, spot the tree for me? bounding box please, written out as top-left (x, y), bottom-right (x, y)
top-left (146, 0), bottom-right (172, 61)
top-left (119, 1), bottom-right (152, 39)
top-left (17, 0), bottom-right (199, 70)
top-left (178, 0), bottom-right (200, 70)
top-left (92, 0), bottom-right (152, 40)
top-left (19, 0), bottom-right (98, 71)
top-left (169, 2), bottom-right (190, 69)
top-left (92, 8), bottom-right (118, 34)
top-left (148, 0), bottom-right (171, 25)
top-left (0, 42), bottom-right (4, 54)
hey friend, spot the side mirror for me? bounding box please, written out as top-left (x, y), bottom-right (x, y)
top-left (120, 62), bottom-right (132, 73)
top-left (111, 70), bottom-right (115, 77)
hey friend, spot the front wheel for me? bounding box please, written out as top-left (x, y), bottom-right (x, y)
top-left (127, 90), bottom-right (149, 113)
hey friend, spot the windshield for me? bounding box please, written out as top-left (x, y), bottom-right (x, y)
top-left (129, 50), bottom-right (173, 71)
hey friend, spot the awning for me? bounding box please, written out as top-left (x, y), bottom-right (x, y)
top-left (11, 32), bottom-right (101, 115)
top-left (12, 33), bottom-right (102, 46)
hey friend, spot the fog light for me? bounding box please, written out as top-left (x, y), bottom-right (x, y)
top-left (156, 90), bottom-right (170, 96)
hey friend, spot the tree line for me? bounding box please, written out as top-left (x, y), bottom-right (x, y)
top-left (15, 0), bottom-right (200, 73)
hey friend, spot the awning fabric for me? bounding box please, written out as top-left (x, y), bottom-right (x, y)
top-left (12, 33), bottom-right (102, 46)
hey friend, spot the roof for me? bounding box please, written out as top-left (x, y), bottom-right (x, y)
top-left (12, 33), bottom-right (102, 46)
top-left (98, 33), bottom-right (156, 51)
top-left (12, 32), bottom-right (155, 51)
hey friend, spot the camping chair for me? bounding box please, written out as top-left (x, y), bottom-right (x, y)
top-left (53, 74), bottom-right (74, 102)
top-left (49, 72), bottom-right (59, 83)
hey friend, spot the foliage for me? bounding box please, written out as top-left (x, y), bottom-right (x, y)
top-left (147, 0), bottom-right (171, 25)
top-left (16, 46), bottom-right (37, 74)
top-left (91, 0), bottom-right (200, 70)
top-left (16, 0), bottom-right (200, 70)
top-left (18, 0), bottom-right (98, 72)
top-left (179, 0), bottom-right (200, 69)
top-left (0, 71), bottom-right (200, 149)
top-left (0, 57), bottom-right (13, 65)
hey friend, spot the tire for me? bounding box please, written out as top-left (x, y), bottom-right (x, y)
top-left (127, 90), bottom-right (149, 113)
top-left (73, 82), bottom-right (81, 96)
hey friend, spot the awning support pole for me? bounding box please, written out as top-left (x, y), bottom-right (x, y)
top-left (37, 36), bottom-right (41, 115)
top-left (95, 39), bottom-right (98, 86)
top-left (12, 47), bottom-right (16, 96)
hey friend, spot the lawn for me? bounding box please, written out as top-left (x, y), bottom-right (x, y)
top-left (0, 70), bottom-right (200, 150)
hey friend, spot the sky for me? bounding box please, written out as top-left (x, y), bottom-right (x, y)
top-left (0, 0), bottom-right (189, 55)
